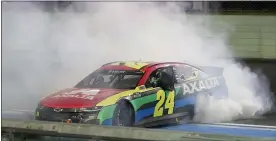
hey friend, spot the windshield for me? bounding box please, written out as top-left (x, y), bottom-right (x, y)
top-left (75, 70), bottom-right (144, 89)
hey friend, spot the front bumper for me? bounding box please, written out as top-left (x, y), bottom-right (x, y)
top-left (35, 106), bottom-right (101, 124)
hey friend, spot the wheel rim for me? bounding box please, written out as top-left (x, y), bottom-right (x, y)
top-left (117, 106), bottom-right (123, 126)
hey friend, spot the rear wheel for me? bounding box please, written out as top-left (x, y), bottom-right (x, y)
top-left (112, 100), bottom-right (134, 126)
top-left (187, 105), bottom-right (195, 120)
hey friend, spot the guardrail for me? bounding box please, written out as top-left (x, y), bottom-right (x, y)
top-left (1, 119), bottom-right (276, 141)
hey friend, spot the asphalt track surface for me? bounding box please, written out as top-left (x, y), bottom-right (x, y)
top-left (230, 113), bottom-right (276, 126)
top-left (163, 113), bottom-right (276, 138)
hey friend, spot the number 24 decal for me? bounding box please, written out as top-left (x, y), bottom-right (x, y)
top-left (153, 90), bottom-right (175, 117)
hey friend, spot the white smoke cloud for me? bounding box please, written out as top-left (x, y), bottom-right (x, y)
top-left (2, 2), bottom-right (274, 123)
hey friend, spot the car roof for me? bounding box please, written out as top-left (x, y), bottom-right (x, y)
top-left (100, 61), bottom-right (187, 71)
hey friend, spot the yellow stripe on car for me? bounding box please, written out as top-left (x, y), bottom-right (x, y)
top-left (124, 62), bottom-right (149, 69)
top-left (109, 61), bottom-right (149, 69)
top-left (96, 86), bottom-right (155, 107)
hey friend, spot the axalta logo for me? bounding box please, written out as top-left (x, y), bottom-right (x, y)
top-left (183, 77), bottom-right (221, 95)
top-left (52, 89), bottom-right (100, 100)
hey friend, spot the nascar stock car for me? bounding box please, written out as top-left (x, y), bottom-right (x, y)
top-left (35, 61), bottom-right (228, 127)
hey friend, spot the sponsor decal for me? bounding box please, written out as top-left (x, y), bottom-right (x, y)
top-left (53, 108), bottom-right (63, 112)
top-left (183, 77), bottom-right (220, 95)
top-left (52, 89), bottom-right (99, 100)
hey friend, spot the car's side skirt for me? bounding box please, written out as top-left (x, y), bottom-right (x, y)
top-left (135, 112), bottom-right (190, 127)
top-left (134, 104), bottom-right (195, 127)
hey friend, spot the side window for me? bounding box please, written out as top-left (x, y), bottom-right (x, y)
top-left (174, 65), bottom-right (199, 84)
top-left (145, 67), bottom-right (174, 88)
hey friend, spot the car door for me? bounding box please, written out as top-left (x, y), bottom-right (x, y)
top-left (172, 64), bottom-right (202, 118)
top-left (144, 66), bottom-right (177, 120)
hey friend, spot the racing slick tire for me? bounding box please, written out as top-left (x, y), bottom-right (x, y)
top-left (112, 100), bottom-right (135, 127)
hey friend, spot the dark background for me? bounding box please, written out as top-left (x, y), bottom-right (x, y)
top-left (239, 59), bottom-right (276, 98)
top-left (13, 1), bottom-right (276, 14)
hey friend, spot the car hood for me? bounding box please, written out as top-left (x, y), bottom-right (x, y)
top-left (39, 88), bottom-right (127, 108)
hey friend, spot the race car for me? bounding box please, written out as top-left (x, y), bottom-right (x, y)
top-left (35, 61), bottom-right (228, 127)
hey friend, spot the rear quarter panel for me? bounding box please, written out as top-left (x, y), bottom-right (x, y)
top-left (197, 66), bottom-right (228, 99)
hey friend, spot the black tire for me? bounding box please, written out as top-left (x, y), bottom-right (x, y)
top-left (187, 105), bottom-right (195, 120)
top-left (112, 100), bottom-right (134, 126)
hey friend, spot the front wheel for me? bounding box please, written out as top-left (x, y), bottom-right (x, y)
top-left (112, 100), bottom-right (134, 126)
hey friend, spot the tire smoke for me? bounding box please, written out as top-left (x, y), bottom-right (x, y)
top-left (2, 2), bottom-right (274, 122)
